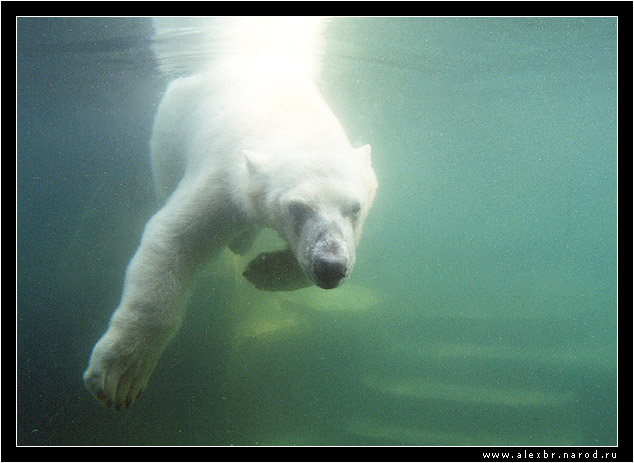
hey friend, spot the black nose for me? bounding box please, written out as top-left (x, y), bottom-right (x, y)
top-left (313, 256), bottom-right (347, 289)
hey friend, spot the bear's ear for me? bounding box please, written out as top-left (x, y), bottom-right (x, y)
top-left (243, 150), bottom-right (270, 175)
top-left (355, 144), bottom-right (372, 166)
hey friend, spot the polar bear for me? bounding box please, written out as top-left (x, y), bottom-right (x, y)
top-left (83, 18), bottom-right (378, 409)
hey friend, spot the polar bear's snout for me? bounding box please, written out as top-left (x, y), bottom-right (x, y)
top-left (312, 254), bottom-right (348, 289)
top-left (303, 228), bottom-right (354, 289)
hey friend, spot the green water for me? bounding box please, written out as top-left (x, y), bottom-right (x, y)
top-left (17, 17), bottom-right (617, 448)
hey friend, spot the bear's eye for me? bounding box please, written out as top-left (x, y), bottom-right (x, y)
top-left (344, 202), bottom-right (362, 220)
top-left (288, 201), bottom-right (312, 223)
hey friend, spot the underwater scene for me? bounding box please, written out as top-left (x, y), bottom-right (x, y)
top-left (17, 17), bottom-right (617, 447)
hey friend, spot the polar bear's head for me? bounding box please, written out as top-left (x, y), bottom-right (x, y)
top-left (244, 144), bottom-right (377, 289)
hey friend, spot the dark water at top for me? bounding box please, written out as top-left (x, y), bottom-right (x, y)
top-left (17, 17), bottom-right (618, 449)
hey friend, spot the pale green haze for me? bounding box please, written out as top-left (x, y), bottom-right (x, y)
top-left (17, 17), bottom-right (617, 447)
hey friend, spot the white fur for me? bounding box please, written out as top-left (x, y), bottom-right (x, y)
top-left (83, 17), bottom-right (377, 409)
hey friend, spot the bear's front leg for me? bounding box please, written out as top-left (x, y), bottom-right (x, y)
top-left (83, 199), bottom-right (217, 409)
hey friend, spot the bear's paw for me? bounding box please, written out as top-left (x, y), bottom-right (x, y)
top-left (83, 328), bottom-right (164, 410)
